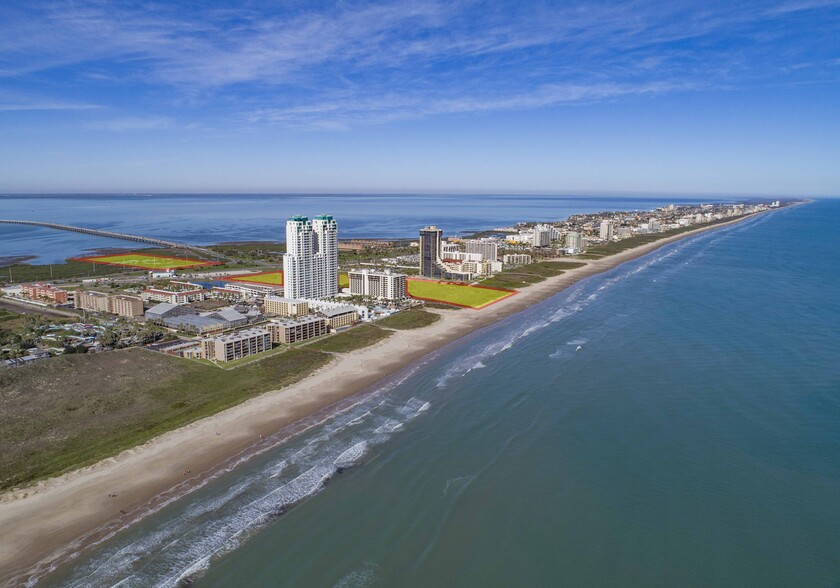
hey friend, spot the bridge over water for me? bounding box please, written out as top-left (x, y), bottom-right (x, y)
top-left (0, 219), bottom-right (220, 259)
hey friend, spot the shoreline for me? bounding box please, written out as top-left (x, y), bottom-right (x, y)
top-left (0, 209), bottom-right (783, 584)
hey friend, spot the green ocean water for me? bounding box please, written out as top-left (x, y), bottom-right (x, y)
top-left (43, 200), bottom-right (840, 587)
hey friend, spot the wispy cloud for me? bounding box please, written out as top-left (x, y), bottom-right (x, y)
top-left (88, 116), bottom-right (174, 132)
top-left (0, 102), bottom-right (101, 112)
top-left (0, 1), bottom-right (838, 129)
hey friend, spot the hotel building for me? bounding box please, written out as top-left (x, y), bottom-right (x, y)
top-left (348, 269), bottom-right (407, 300)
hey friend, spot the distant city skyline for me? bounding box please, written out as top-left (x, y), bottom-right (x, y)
top-left (1, 1), bottom-right (838, 195)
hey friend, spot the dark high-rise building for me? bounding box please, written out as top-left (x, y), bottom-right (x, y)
top-left (419, 226), bottom-right (443, 278)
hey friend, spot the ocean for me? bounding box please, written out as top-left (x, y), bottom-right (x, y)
top-left (0, 193), bottom-right (731, 265)
top-left (37, 199), bottom-right (840, 587)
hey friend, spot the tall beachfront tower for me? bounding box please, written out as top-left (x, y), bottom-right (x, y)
top-left (284, 216), bottom-right (314, 299)
top-left (419, 226), bottom-right (444, 278)
top-left (599, 220), bottom-right (614, 241)
top-left (283, 214), bottom-right (339, 299)
top-left (312, 214), bottom-right (339, 298)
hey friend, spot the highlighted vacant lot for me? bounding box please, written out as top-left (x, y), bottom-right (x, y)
top-left (225, 271), bottom-right (284, 285)
top-left (73, 253), bottom-right (220, 270)
top-left (224, 272), bottom-right (350, 288)
top-left (407, 279), bottom-right (515, 309)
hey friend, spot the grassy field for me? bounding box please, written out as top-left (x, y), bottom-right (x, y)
top-left (306, 324), bottom-right (391, 353)
top-left (0, 307), bottom-right (20, 323)
top-left (376, 309), bottom-right (441, 330)
top-left (74, 252), bottom-right (220, 270)
top-left (225, 270), bottom-right (284, 285)
top-left (480, 261), bottom-right (584, 289)
top-left (0, 347), bottom-right (332, 490)
top-left (224, 271), bottom-right (351, 288)
top-left (407, 279), bottom-right (515, 309)
top-left (0, 259), bottom-right (133, 283)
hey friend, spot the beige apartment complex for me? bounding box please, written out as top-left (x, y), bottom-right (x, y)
top-left (201, 327), bottom-right (271, 362)
top-left (76, 291), bottom-right (144, 317)
top-left (264, 296), bottom-right (309, 317)
top-left (266, 316), bottom-right (328, 344)
top-left (321, 306), bottom-right (359, 329)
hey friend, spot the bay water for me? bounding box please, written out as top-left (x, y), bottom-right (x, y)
top-left (1, 194), bottom-right (727, 264)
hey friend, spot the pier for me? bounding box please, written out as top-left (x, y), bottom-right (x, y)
top-left (0, 219), bottom-right (221, 259)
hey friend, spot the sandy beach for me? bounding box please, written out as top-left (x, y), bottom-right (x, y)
top-left (0, 211), bottom-right (771, 585)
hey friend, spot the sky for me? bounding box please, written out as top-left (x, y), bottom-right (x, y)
top-left (0, 0), bottom-right (838, 196)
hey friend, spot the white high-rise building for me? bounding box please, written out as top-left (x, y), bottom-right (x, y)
top-left (312, 214), bottom-right (338, 297)
top-left (464, 239), bottom-right (499, 261)
top-left (599, 220), bottom-right (614, 241)
top-left (283, 214), bottom-right (339, 299)
top-left (565, 231), bottom-right (583, 251)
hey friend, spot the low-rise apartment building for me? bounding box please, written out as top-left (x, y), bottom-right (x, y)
top-left (201, 327), bottom-right (272, 362)
top-left (503, 254), bottom-right (532, 266)
top-left (22, 282), bottom-right (69, 304)
top-left (321, 305), bottom-right (359, 329)
top-left (264, 296), bottom-right (309, 316)
top-left (266, 315), bottom-right (328, 344)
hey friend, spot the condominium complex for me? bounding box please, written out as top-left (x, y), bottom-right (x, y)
top-left (503, 253), bottom-right (532, 266)
top-left (321, 305), bottom-right (359, 329)
top-left (565, 231), bottom-right (584, 251)
top-left (75, 290), bottom-right (110, 312)
top-left (348, 269), bottom-right (407, 300)
top-left (532, 226), bottom-right (551, 247)
top-left (110, 295), bottom-right (144, 317)
top-left (263, 296), bottom-right (309, 317)
top-left (201, 327), bottom-right (271, 362)
top-left (266, 315), bottom-right (328, 344)
top-left (419, 226), bottom-right (444, 278)
top-left (283, 215), bottom-right (339, 299)
top-left (464, 239), bottom-right (499, 261)
top-left (22, 283), bottom-right (69, 304)
top-left (599, 220), bottom-right (614, 241)
top-left (75, 291), bottom-right (144, 317)
top-left (141, 281), bottom-right (205, 304)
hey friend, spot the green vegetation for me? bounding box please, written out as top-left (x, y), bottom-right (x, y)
top-left (209, 242), bottom-right (285, 263)
top-left (422, 301), bottom-right (464, 310)
top-left (226, 271), bottom-right (284, 285)
top-left (407, 280), bottom-right (514, 309)
top-left (192, 344), bottom-right (291, 369)
top-left (306, 324), bottom-right (391, 353)
top-left (223, 271), bottom-right (350, 288)
top-left (0, 259), bottom-right (133, 284)
top-left (479, 261), bottom-right (583, 289)
top-left (79, 252), bottom-right (217, 270)
top-left (0, 347), bottom-right (332, 490)
top-left (376, 309), bottom-right (441, 330)
top-left (0, 307), bottom-right (19, 323)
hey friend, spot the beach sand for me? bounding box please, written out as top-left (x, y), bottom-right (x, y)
top-left (0, 212), bottom-right (769, 584)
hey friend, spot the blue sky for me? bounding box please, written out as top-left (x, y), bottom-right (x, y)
top-left (0, 0), bottom-right (838, 195)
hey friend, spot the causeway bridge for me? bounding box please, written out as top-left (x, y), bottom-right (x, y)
top-left (0, 219), bottom-right (221, 258)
